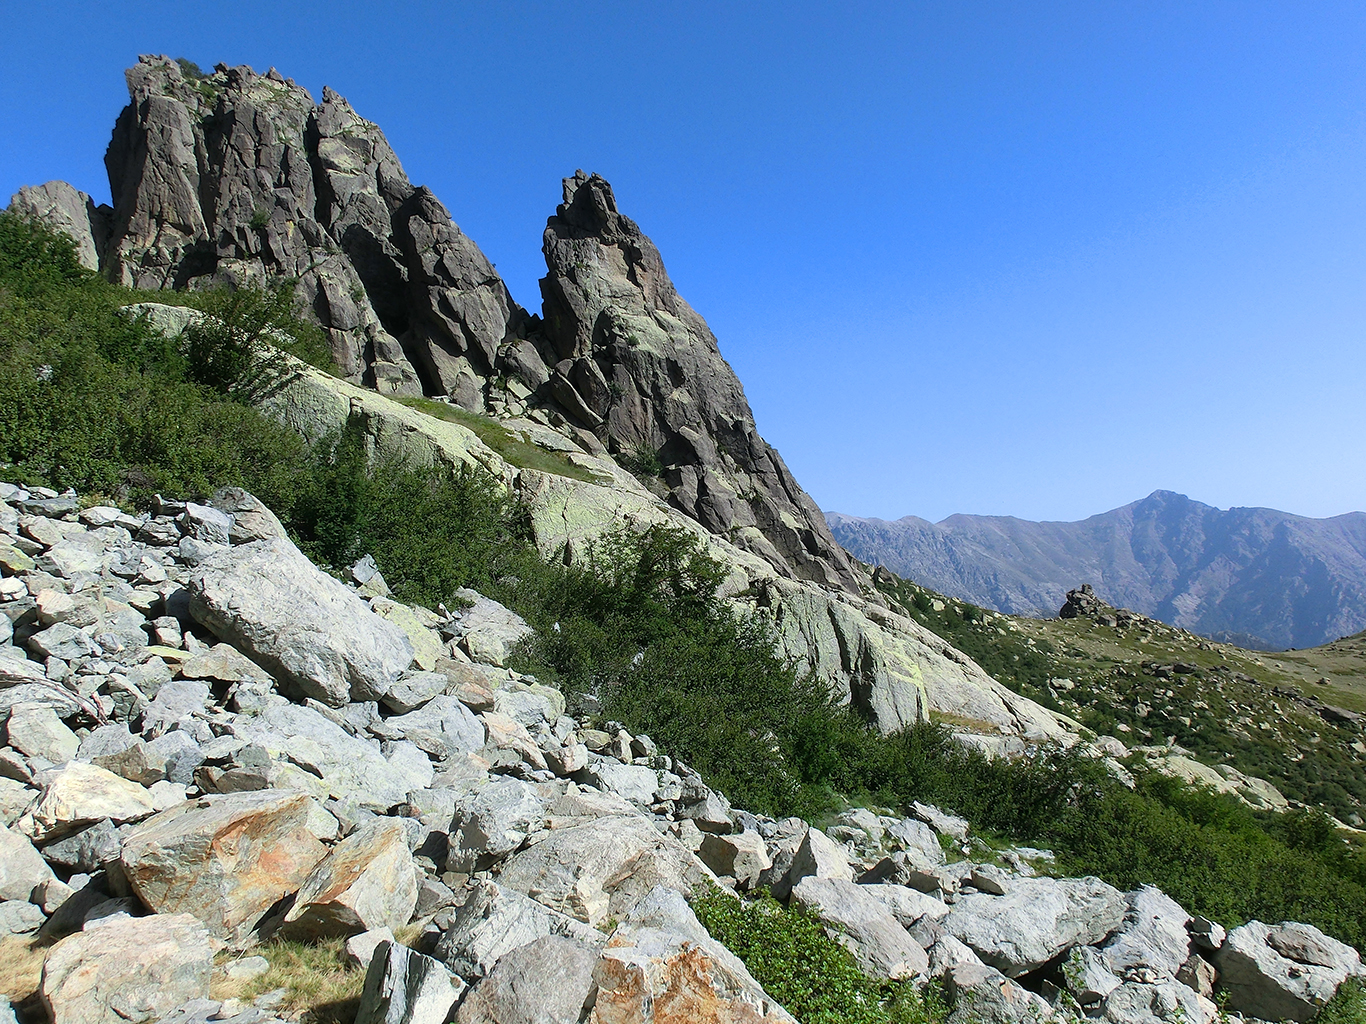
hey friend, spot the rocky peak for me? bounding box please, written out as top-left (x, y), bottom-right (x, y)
top-left (538, 171), bottom-right (858, 592)
top-left (89, 55), bottom-right (528, 398)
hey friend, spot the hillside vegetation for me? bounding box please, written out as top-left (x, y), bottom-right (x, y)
top-left (869, 568), bottom-right (1366, 826)
top-left (3, 213), bottom-right (1366, 960)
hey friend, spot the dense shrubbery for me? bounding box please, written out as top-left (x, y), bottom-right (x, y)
top-left (693, 886), bottom-right (943, 1024)
top-left (4, 214), bottom-right (1365, 956)
top-left (0, 213), bottom-right (317, 508)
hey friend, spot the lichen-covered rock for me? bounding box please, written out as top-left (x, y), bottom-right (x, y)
top-left (498, 815), bottom-right (712, 928)
top-left (589, 886), bottom-right (793, 1023)
top-left (790, 877), bottom-right (929, 981)
top-left (435, 880), bottom-right (604, 980)
top-left (355, 941), bottom-right (465, 1024)
top-left (281, 819), bottom-right (418, 939)
top-left (119, 789), bottom-right (327, 942)
top-left (947, 875), bottom-right (1126, 977)
top-left (456, 935), bottom-right (600, 1024)
top-left (23, 762), bottom-right (155, 842)
top-left (0, 822), bottom-right (54, 901)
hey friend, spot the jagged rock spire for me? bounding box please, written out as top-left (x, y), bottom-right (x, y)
top-left (539, 171), bottom-right (859, 592)
top-left (96, 55), bottom-right (528, 399)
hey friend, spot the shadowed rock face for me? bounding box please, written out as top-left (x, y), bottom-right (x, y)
top-left (98, 56), bottom-right (526, 396)
top-left (540, 171), bottom-right (858, 592)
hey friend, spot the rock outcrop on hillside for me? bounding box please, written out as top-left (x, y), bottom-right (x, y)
top-left (10, 51), bottom-right (1074, 741)
top-left (0, 481), bottom-right (1358, 1024)
top-left (539, 171), bottom-right (858, 591)
top-left (96, 56), bottom-right (524, 395)
top-left (21, 55), bottom-right (853, 595)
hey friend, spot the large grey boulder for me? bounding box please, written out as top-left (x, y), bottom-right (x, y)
top-left (1101, 885), bottom-right (1191, 982)
top-left (498, 814), bottom-right (713, 929)
top-left (787, 826), bottom-right (853, 888)
top-left (790, 876), bottom-right (929, 981)
top-left (384, 695), bottom-right (485, 761)
top-left (435, 880), bottom-right (603, 979)
top-left (0, 823), bottom-right (55, 901)
top-left (591, 886), bottom-right (794, 1023)
top-left (1214, 920), bottom-right (1365, 1022)
top-left (942, 961), bottom-right (1055, 1024)
top-left (1101, 980), bottom-right (1213, 1024)
top-left (233, 703), bottom-right (422, 810)
top-left (455, 935), bottom-right (599, 1024)
top-left (40, 913), bottom-right (213, 1024)
top-left (446, 776), bottom-right (548, 871)
top-left (946, 875), bottom-right (1126, 977)
top-left (281, 819), bottom-right (418, 939)
top-left (119, 789), bottom-right (327, 942)
top-left (187, 537), bottom-right (413, 706)
top-left (355, 941), bottom-right (465, 1024)
top-left (698, 831), bottom-right (772, 890)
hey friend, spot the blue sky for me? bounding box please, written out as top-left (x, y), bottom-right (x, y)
top-left (4, 2), bottom-right (1364, 522)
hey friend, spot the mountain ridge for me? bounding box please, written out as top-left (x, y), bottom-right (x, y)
top-left (829, 490), bottom-right (1366, 650)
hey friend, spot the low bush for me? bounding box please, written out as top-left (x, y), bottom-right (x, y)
top-left (692, 887), bottom-right (943, 1024)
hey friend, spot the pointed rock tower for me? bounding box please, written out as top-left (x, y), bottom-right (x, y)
top-left (538, 171), bottom-right (858, 592)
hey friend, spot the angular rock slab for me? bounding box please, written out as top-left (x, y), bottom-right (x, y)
top-left (436, 880), bottom-right (604, 980)
top-left (446, 775), bottom-right (548, 871)
top-left (281, 819), bottom-right (417, 939)
top-left (942, 961), bottom-right (1054, 1024)
top-left (1101, 885), bottom-right (1191, 982)
top-left (41, 913), bottom-right (213, 1024)
top-left (187, 537), bottom-right (413, 706)
top-left (120, 789), bottom-right (327, 942)
top-left (0, 823), bottom-right (55, 901)
top-left (24, 762), bottom-right (155, 842)
top-left (498, 814), bottom-right (713, 928)
top-left (1214, 920), bottom-right (1364, 1023)
top-left (455, 934), bottom-right (600, 1024)
top-left (356, 941), bottom-right (465, 1024)
top-left (590, 886), bottom-right (793, 1023)
top-left (790, 877), bottom-right (929, 981)
top-left (946, 875), bottom-right (1126, 977)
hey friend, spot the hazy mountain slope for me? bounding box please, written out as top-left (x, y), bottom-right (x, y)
top-left (829, 490), bottom-right (1366, 650)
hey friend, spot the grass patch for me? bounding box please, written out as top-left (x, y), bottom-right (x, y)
top-left (215, 938), bottom-right (362, 1024)
top-left (1321, 978), bottom-right (1366, 1024)
top-left (392, 395), bottom-right (609, 484)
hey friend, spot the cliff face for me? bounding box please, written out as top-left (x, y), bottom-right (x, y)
top-left (99, 56), bottom-right (526, 398)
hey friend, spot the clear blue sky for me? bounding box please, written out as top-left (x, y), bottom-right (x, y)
top-left (4, 2), bottom-right (1364, 522)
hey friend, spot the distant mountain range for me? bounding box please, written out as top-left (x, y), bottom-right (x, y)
top-left (828, 491), bottom-right (1366, 650)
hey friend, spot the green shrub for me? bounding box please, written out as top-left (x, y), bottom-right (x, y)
top-left (692, 887), bottom-right (943, 1024)
top-left (181, 285), bottom-right (332, 403)
top-left (288, 420), bottom-right (533, 607)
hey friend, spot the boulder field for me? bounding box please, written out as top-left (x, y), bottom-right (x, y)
top-left (0, 482), bottom-right (1360, 1024)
